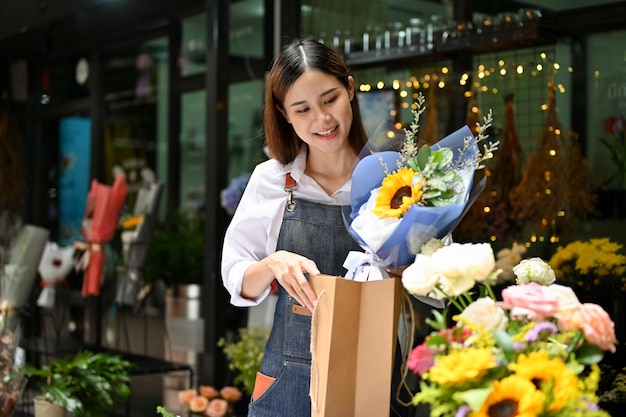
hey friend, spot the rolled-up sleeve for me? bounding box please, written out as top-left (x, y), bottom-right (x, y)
top-left (221, 162), bottom-right (285, 306)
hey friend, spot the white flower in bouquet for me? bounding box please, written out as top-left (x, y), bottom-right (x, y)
top-left (401, 254), bottom-right (441, 296)
top-left (458, 297), bottom-right (508, 331)
top-left (402, 241), bottom-right (499, 300)
top-left (513, 257), bottom-right (556, 285)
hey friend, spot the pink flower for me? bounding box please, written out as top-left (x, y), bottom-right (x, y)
top-left (199, 385), bottom-right (220, 400)
top-left (178, 389), bottom-right (197, 405)
top-left (408, 344), bottom-right (436, 375)
top-left (558, 303), bottom-right (617, 353)
top-left (499, 283), bottom-right (559, 320)
top-left (205, 398), bottom-right (229, 417)
top-left (219, 386), bottom-right (243, 403)
top-left (189, 395), bottom-right (209, 414)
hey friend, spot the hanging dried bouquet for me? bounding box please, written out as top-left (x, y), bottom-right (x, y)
top-left (509, 80), bottom-right (597, 242)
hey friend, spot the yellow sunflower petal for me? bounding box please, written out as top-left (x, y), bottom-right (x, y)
top-left (373, 167), bottom-right (422, 219)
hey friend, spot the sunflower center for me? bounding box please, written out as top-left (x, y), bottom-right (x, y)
top-left (390, 186), bottom-right (412, 209)
top-left (488, 399), bottom-right (518, 417)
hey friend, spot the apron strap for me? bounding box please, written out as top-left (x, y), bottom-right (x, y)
top-left (284, 172), bottom-right (297, 212)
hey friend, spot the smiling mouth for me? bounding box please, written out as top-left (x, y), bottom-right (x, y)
top-left (316, 126), bottom-right (337, 137)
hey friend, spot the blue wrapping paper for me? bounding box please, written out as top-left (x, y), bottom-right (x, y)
top-left (347, 125), bottom-right (484, 267)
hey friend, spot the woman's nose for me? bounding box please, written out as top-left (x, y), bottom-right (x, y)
top-left (315, 108), bottom-right (331, 121)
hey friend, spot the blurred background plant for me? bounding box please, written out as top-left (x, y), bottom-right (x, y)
top-left (218, 326), bottom-right (269, 396)
top-left (143, 210), bottom-right (205, 287)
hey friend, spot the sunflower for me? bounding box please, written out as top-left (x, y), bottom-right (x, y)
top-left (474, 375), bottom-right (545, 417)
top-left (508, 350), bottom-right (579, 412)
top-left (373, 166), bottom-right (423, 218)
top-left (427, 347), bottom-right (495, 385)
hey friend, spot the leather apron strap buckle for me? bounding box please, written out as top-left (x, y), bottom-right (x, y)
top-left (284, 172), bottom-right (297, 212)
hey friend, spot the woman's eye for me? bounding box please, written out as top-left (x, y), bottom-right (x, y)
top-left (295, 107), bottom-right (309, 114)
top-left (324, 96), bottom-right (337, 105)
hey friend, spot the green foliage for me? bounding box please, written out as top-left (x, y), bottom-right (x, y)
top-left (218, 326), bottom-right (269, 396)
top-left (156, 405), bottom-right (176, 417)
top-left (13, 350), bottom-right (134, 417)
top-left (143, 210), bottom-right (205, 286)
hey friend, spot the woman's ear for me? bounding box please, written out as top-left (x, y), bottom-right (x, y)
top-left (347, 76), bottom-right (355, 101)
top-left (276, 103), bottom-right (290, 123)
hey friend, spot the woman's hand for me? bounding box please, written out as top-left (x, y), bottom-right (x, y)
top-left (265, 250), bottom-right (320, 312)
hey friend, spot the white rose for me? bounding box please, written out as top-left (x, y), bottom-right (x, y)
top-left (459, 297), bottom-right (508, 331)
top-left (432, 242), bottom-right (496, 284)
top-left (402, 254), bottom-right (440, 296)
top-left (513, 258), bottom-right (556, 285)
top-left (435, 273), bottom-right (476, 297)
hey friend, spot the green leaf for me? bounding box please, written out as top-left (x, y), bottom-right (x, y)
top-left (575, 343), bottom-right (604, 365)
top-left (453, 386), bottom-right (492, 411)
top-left (416, 145), bottom-right (432, 170)
top-left (493, 330), bottom-right (515, 354)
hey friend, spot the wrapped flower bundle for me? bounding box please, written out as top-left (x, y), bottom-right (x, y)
top-left (345, 94), bottom-right (498, 274)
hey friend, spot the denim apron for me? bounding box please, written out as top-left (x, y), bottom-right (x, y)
top-left (247, 197), bottom-right (410, 417)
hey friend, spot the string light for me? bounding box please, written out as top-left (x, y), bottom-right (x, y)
top-left (359, 53), bottom-right (563, 94)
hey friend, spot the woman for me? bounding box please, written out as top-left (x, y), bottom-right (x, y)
top-left (221, 38), bottom-right (409, 417)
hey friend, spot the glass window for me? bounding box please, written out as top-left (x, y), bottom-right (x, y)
top-left (101, 37), bottom-right (169, 210)
top-left (587, 30), bottom-right (626, 190)
top-left (181, 14), bottom-right (207, 77)
top-left (180, 90), bottom-right (207, 212)
top-left (228, 80), bottom-right (266, 181)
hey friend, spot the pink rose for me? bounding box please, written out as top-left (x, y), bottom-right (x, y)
top-left (189, 395), bottom-right (209, 414)
top-left (408, 344), bottom-right (435, 375)
top-left (220, 386), bottom-right (243, 403)
top-left (205, 398), bottom-right (229, 417)
top-left (178, 389), bottom-right (197, 405)
top-left (499, 283), bottom-right (559, 320)
top-left (558, 303), bottom-right (617, 353)
top-left (199, 385), bottom-right (220, 400)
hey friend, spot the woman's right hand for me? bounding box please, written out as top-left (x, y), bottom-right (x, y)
top-left (263, 250), bottom-right (320, 312)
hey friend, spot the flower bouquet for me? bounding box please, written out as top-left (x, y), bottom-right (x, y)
top-left (74, 173), bottom-right (127, 297)
top-left (405, 255), bottom-right (617, 417)
top-left (36, 242), bottom-right (75, 308)
top-left (344, 94), bottom-right (498, 280)
top-left (177, 385), bottom-right (243, 417)
top-left (115, 174), bottom-right (163, 307)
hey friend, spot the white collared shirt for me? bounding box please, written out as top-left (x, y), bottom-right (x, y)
top-left (221, 146), bottom-right (351, 306)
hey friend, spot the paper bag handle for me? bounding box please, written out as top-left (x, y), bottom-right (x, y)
top-left (309, 288), bottom-right (326, 411)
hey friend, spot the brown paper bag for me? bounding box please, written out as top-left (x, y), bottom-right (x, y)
top-left (309, 275), bottom-right (402, 417)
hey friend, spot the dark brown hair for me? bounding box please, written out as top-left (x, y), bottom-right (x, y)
top-left (263, 38), bottom-right (368, 164)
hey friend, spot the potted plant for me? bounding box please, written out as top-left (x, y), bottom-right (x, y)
top-left (11, 350), bottom-right (133, 417)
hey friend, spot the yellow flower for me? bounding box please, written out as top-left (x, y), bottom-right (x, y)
top-left (427, 347), bottom-right (495, 385)
top-left (549, 237), bottom-right (626, 291)
top-left (508, 350), bottom-right (579, 412)
top-left (473, 375), bottom-right (545, 417)
top-left (373, 166), bottom-right (423, 218)
top-left (121, 215), bottom-right (144, 230)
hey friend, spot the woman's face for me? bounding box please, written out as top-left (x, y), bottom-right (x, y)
top-left (281, 69), bottom-right (354, 156)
